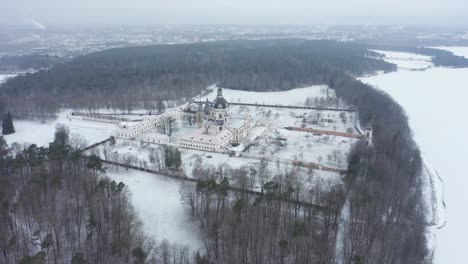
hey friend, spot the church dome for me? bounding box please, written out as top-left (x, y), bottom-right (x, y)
top-left (212, 87), bottom-right (228, 109)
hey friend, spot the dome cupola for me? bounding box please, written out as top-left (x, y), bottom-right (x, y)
top-left (212, 88), bottom-right (228, 109)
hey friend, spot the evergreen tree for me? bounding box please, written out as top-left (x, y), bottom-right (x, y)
top-left (53, 124), bottom-right (69, 146)
top-left (164, 146), bottom-right (173, 168)
top-left (157, 97), bottom-right (165, 114)
top-left (71, 252), bottom-right (87, 264)
top-left (174, 148), bottom-right (182, 169)
top-left (2, 112), bottom-right (15, 135)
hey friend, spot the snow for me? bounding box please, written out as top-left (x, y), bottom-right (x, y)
top-left (360, 47), bottom-right (468, 263)
top-left (246, 128), bottom-right (356, 170)
top-left (3, 120), bottom-right (57, 147)
top-left (197, 85), bottom-right (331, 106)
top-left (0, 74), bottom-right (17, 83)
top-left (3, 111), bottom-right (119, 147)
top-left (371, 50), bottom-right (433, 70)
top-left (106, 169), bottom-right (203, 251)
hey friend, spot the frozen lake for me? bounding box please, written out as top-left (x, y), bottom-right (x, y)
top-left (360, 48), bottom-right (468, 263)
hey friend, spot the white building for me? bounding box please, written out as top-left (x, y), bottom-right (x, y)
top-left (116, 110), bottom-right (183, 139)
top-left (179, 129), bottom-right (232, 151)
top-left (141, 133), bottom-right (170, 144)
top-left (179, 87), bottom-right (255, 151)
top-left (116, 88), bottom-right (254, 151)
top-left (228, 116), bottom-right (255, 143)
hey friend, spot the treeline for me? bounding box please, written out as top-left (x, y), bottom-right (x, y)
top-left (369, 45), bottom-right (468, 67)
top-left (0, 39), bottom-right (395, 116)
top-left (180, 162), bottom-right (346, 264)
top-left (0, 127), bottom-right (192, 263)
top-left (328, 72), bottom-right (428, 262)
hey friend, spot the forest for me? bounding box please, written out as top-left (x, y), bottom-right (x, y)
top-left (0, 40), bottom-right (395, 118)
top-left (0, 127), bottom-right (192, 264)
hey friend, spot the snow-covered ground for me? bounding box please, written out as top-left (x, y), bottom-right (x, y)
top-left (197, 85), bottom-right (332, 106)
top-left (371, 50), bottom-right (434, 70)
top-left (106, 169), bottom-right (203, 251)
top-left (361, 47), bottom-right (468, 263)
top-left (228, 105), bottom-right (356, 133)
top-left (246, 128), bottom-right (356, 169)
top-left (90, 137), bottom-right (343, 192)
top-left (0, 74), bottom-right (17, 83)
top-left (3, 112), bottom-right (119, 147)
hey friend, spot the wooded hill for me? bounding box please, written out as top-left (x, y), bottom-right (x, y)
top-left (0, 40), bottom-right (395, 116)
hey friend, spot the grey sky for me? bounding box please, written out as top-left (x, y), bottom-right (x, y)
top-left (2, 0), bottom-right (468, 27)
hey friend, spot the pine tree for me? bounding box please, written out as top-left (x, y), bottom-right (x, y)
top-left (2, 112), bottom-right (15, 135)
top-left (157, 97), bottom-right (165, 114)
top-left (164, 146), bottom-right (173, 169)
top-left (174, 148), bottom-right (182, 169)
top-left (71, 252), bottom-right (87, 264)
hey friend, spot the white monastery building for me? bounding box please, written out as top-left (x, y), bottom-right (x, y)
top-left (115, 87), bottom-right (255, 151)
top-left (116, 110), bottom-right (183, 139)
top-left (184, 87), bottom-right (255, 151)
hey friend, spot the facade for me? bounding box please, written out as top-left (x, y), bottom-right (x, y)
top-left (228, 116), bottom-right (255, 143)
top-left (142, 133), bottom-right (170, 144)
top-left (179, 129), bottom-right (232, 151)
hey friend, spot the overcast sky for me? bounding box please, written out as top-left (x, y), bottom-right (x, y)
top-left (2, 0), bottom-right (468, 27)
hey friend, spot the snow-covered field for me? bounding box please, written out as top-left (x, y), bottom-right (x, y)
top-left (3, 112), bottom-right (119, 147)
top-left (90, 137), bottom-right (344, 192)
top-left (361, 47), bottom-right (468, 263)
top-left (197, 85), bottom-right (332, 106)
top-left (246, 128), bottom-right (356, 169)
top-left (371, 50), bottom-right (433, 70)
top-left (106, 169), bottom-right (203, 251)
top-left (228, 104), bottom-right (356, 133)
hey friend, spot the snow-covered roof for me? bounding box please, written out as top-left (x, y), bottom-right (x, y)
top-left (180, 129), bottom-right (233, 145)
top-left (212, 88), bottom-right (228, 109)
top-left (229, 118), bottom-right (248, 129)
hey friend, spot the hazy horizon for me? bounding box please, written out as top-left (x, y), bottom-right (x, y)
top-left (2, 0), bottom-right (468, 28)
